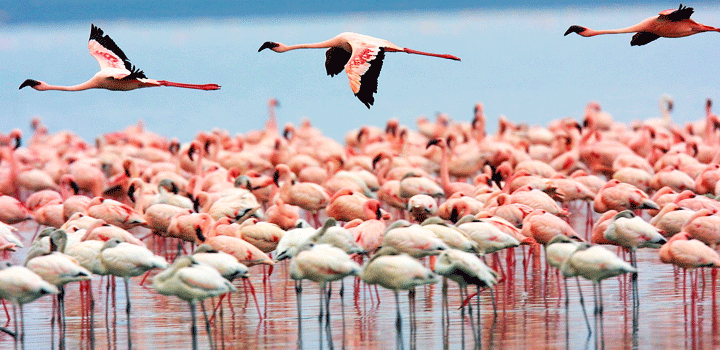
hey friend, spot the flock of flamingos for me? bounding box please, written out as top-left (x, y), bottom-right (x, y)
top-left (3, 3), bottom-right (720, 350)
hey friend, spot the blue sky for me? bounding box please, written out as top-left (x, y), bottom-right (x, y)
top-left (3, 2), bottom-right (720, 143)
top-left (0, 1), bottom-right (677, 24)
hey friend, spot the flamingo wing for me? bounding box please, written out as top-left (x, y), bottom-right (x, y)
top-left (631, 32), bottom-right (661, 46)
top-left (658, 4), bottom-right (694, 21)
top-left (344, 41), bottom-right (385, 108)
top-left (88, 24), bottom-right (146, 80)
top-left (325, 47), bottom-right (351, 77)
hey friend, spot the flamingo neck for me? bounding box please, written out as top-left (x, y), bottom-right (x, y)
top-left (278, 39), bottom-right (339, 52)
top-left (438, 145), bottom-right (452, 194)
top-left (37, 81), bottom-right (95, 91)
top-left (582, 25), bottom-right (641, 37)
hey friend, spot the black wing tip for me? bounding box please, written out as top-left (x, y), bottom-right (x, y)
top-left (258, 41), bottom-right (279, 52)
top-left (354, 48), bottom-right (385, 109)
top-left (19, 79), bottom-right (39, 89)
top-left (325, 47), bottom-right (351, 77)
top-left (661, 4), bottom-right (694, 21)
top-left (630, 32), bottom-right (661, 46)
top-left (122, 65), bottom-right (147, 80)
top-left (564, 25), bottom-right (586, 36)
top-left (88, 23), bottom-right (135, 72)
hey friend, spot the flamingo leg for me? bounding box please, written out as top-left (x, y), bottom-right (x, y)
top-left (189, 302), bottom-right (198, 350)
top-left (200, 301), bottom-right (214, 350)
top-left (1, 299), bottom-right (9, 323)
top-left (575, 277), bottom-right (591, 333)
top-left (124, 278), bottom-right (132, 350)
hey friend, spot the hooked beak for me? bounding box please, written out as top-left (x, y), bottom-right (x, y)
top-left (19, 79), bottom-right (40, 90)
top-left (258, 41), bottom-right (279, 52)
top-left (426, 139), bottom-right (441, 149)
top-left (564, 25), bottom-right (586, 36)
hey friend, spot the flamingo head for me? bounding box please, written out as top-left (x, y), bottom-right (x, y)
top-left (564, 25), bottom-right (588, 36)
top-left (19, 79), bottom-right (42, 90)
top-left (258, 41), bottom-right (281, 52)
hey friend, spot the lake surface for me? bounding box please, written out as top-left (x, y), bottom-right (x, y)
top-left (1, 215), bottom-right (718, 350)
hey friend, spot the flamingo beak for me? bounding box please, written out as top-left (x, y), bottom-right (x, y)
top-left (426, 139), bottom-right (441, 149)
top-left (19, 79), bottom-right (40, 89)
top-left (258, 41), bottom-right (279, 52)
top-left (564, 25), bottom-right (586, 36)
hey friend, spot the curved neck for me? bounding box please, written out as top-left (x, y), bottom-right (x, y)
top-left (438, 145), bottom-right (451, 194)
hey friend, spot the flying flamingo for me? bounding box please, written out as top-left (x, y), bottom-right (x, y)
top-left (564, 4), bottom-right (720, 46)
top-left (258, 32), bottom-right (460, 108)
top-left (19, 24), bottom-right (220, 92)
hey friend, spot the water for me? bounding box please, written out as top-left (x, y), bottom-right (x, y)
top-left (1, 218), bottom-right (719, 349)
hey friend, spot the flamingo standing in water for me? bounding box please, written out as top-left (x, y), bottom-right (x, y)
top-left (258, 32), bottom-right (460, 108)
top-left (0, 263), bottom-right (59, 348)
top-left (153, 256), bottom-right (235, 350)
top-left (564, 4), bottom-right (720, 46)
top-left (19, 24), bottom-right (220, 92)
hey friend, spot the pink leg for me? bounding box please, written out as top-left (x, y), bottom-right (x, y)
top-left (139, 270), bottom-right (152, 286)
top-left (1, 300), bottom-right (9, 323)
top-left (245, 279), bottom-right (263, 320)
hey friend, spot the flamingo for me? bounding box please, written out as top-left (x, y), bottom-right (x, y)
top-left (434, 248), bottom-right (498, 344)
top-left (19, 24), bottom-right (220, 92)
top-left (564, 4), bottom-right (720, 46)
top-left (560, 243), bottom-right (636, 318)
top-left (258, 32), bottom-right (460, 108)
top-left (24, 229), bottom-right (91, 340)
top-left (289, 243), bottom-right (361, 323)
top-left (152, 256), bottom-right (235, 350)
top-left (0, 263), bottom-right (59, 347)
top-left (99, 238), bottom-right (168, 348)
top-left (361, 247), bottom-right (439, 333)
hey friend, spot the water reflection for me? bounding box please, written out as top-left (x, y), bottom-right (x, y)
top-left (2, 222), bottom-right (720, 349)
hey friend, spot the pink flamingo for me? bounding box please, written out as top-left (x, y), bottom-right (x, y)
top-left (650, 203), bottom-right (695, 237)
top-left (265, 198), bottom-right (300, 230)
top-left (259, 32), bottom-right (460, 108)
top-left (659, 231), bottom-right (720, 306)
top-left (593, 179), bottom-right (659, 213)
top-left (426, 138), bottom-right (476, 197)
top-left (682, 209), bottom-right (720, 248)
top-left (0, 195), bottom-right (33, 224)
top-left (20, 24), bottom-right (219, 92)
top-left (565, 4), bottom-right (720, 46)
top-left (274, 164), bottom-right (330, 226)
top-left (86, 197), bottom-right (147, 229)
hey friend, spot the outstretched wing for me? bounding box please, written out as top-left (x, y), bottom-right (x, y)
top-left (658, 4), bottom-right (694, 21)
top-left (631, 32), bottom-right (661, 46)
top-left (344, 41), bottom-right (385, 109)
top-left (325, 47), bottom-right (351, 77)
top-left (88, 24), bottom-right (146, 79)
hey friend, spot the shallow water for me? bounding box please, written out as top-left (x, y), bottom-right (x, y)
top-left (1, 215), bottom-right (719, 350)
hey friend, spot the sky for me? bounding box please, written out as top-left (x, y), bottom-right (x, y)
top-left (0, 1), bottom-right (659, 24)
top-left (2, 1), bottom-right (720, 143)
